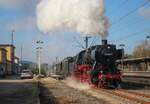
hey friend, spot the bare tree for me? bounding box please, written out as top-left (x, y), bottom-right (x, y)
top-left (133, 40), bottom-right (150, 58)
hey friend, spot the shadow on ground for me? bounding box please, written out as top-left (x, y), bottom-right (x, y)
top-left (0, 75), bottom-right (21, 80)
top-left (0, 79), bottom-right (39, 104)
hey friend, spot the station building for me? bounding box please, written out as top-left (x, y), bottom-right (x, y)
top-left (117, 57), bottom-right (150, 71)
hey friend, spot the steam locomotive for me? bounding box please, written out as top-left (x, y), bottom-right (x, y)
top-left (52, 40), bottom-right (123, 88)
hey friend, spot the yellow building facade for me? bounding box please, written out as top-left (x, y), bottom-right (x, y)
top-left (0, 45), bottom-right (15, 75)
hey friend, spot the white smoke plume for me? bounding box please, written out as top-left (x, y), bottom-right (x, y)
top-left (64, 77), bottom-right (90, 90)
top-left (36, 0), bottom-right (109, 38)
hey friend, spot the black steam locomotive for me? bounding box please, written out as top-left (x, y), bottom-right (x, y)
top-left (52, 40), bottom-right (123, 88)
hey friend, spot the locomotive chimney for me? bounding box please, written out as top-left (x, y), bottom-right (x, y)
top-left (102, 39), bottom-right (107, 45)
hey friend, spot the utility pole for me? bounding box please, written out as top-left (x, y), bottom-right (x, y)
top-left (36, 40), bottom-right (43, 75)
top-left (20, 44), bottom-right (23, 73)
top-left (11, 29), bottom-right (15, 74)
top-left (56, 57), bottom-right (58, 64)
top-left (55, 57), bottom-right (58, 74)
top-left (119, 44), bottom-right (125, 71)
top-left (20, 44), bottom-right (23, 63)
top-left (39, 49), bottom-right (41, 75)
top-left (36, 50), bottom-right (38, 69)
top-left (37, 47), bottom-right (42, 75)
top-left (84, 36), bottom-right (91, 49)
top-left (11, 30), bottom-right (15, 45)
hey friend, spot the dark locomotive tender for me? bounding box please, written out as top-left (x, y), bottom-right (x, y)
top-left (51, 57), bottom-right (74, 79)
top-left (52, 39), bottom-right (123, 88)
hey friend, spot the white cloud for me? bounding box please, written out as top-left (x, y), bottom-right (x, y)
top-left (139, 7), bottom-right (150, 19)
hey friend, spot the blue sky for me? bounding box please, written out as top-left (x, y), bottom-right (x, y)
top-left (0, 0), bottom-right (150, 64)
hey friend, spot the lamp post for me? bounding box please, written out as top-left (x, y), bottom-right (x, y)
top-left (119, 44), bottom-right (125, 71)
top-left (36, 40), bottom-right (43, 75)
top-left (146, 33), bottom-right (150, 49)
top-left (146, 34), bottom-right (150, 42)
top-left (146, 34), bottom-right (150, 71)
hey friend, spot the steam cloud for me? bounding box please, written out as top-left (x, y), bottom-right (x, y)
top-left (65, 77), bottom-right (90, 90)
top-left (36, 0), bottom-right (109, 38)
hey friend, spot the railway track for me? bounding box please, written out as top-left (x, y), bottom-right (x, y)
top-left (110, 90), bottom-right (150, 104)
top-left (59, 76), bottom-right (150, 103)
top-left (62, 76), bottom-right (150, 103)
top-left (118, 89), bottom-right (150, 99)
top-left (63, 78), bottom-right (150, 104)
top-left (93, 88), bottom-right (150, 104)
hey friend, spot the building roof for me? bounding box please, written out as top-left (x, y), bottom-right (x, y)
top-left (0, 44), bottom-right (15, 48)
top-left (116, 57), bottom-right (150, 63)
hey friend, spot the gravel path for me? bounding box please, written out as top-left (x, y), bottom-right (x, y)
top-left (39, 78), bottom-right (109, 104)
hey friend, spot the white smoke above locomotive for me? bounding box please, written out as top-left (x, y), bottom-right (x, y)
top-left (36, 0), bottom-right (109, 39)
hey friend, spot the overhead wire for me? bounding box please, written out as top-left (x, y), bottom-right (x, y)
top-left (73, 1), bottom-right (150, 48)
top-left (109, 0), bottom-right (129, 20)
top-left (73, 36), bottom-right (85, 49)
top-left (111, 0), bottom-right (149, 27)
top-left (109, 0), bottom-right (150, 44)
top-left (111, 17), bottom-right (147, 34)
top-left (112, 28), bottom-right (150, 43)
top-left (89, 37), bottom-right (99, 47)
